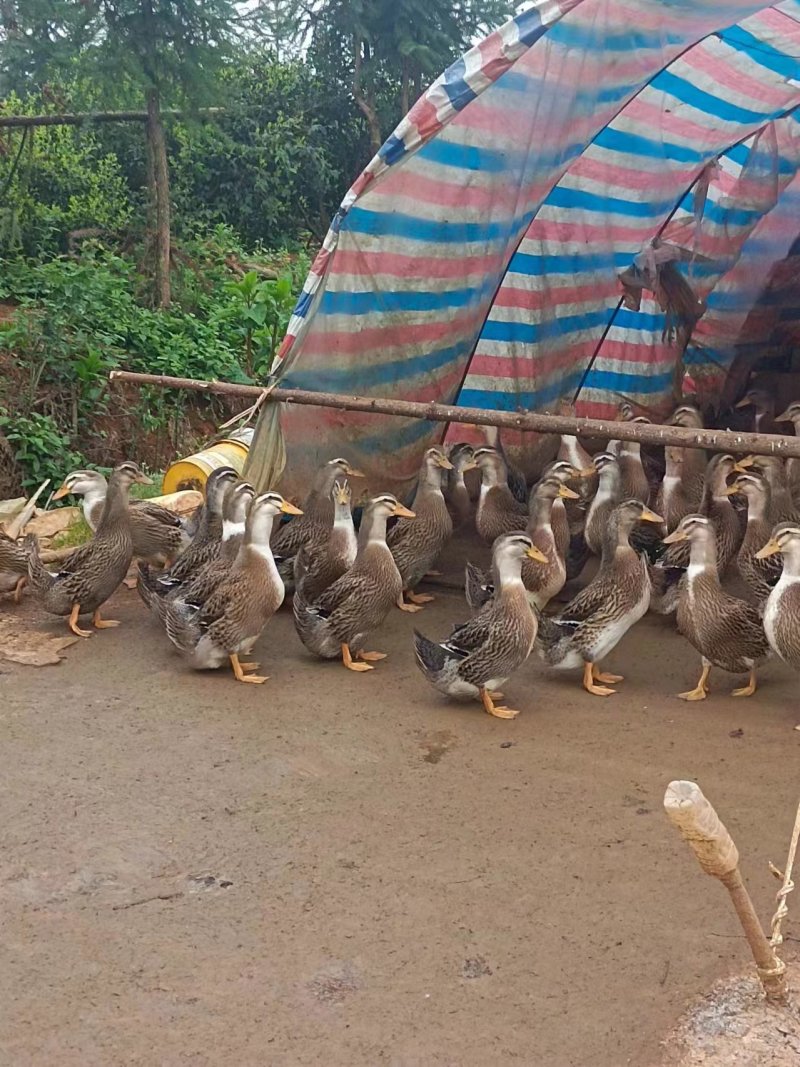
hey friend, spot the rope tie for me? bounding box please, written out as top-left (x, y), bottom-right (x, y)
top-left (769, 797), bottom-right (800, 951)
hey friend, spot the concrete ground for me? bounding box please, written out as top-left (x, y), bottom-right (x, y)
top-left (2, 533), bottom-right (798, 1066)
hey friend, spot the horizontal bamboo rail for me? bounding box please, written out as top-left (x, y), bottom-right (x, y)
top-left (0, 109), bottom-right (224, 129)
top-left (108, 370), bottom-right (800, 459)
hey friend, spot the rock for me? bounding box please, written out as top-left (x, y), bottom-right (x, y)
top-left (0, 617), bottom-right (78, 667)
top-left (25, 507), bottom-right (81, 541)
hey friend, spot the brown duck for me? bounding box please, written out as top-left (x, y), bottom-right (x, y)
top-left (444, 442), bottom-right (474, 529)
top-left (757, 523), bottom-right (800, 671)
top-left (414, 533), bottom-right (547, 719)
top-left (271, 456), bottom-right (364, 560)
top-left (164, 491), bottom-right (302, 683)
top-left (473, 447), bottom-right (528, 543)
top-left (294, 479), bottom-right (357, 602)
top-left (0, 479), bottom-right (51, 601)
top-left (26, 461), bottom-right (152, 637)
top-left (664, 514), bottom-right (769, 700)
top-left (668, 403), bottom-right (706, 505)
top-left (729, 472), bottom-right (781, 610)
top-left (293, 494), bottom-right (415, 671)
top-left (389, 446), bottom-right (453, 611)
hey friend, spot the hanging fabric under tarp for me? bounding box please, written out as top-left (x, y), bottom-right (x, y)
top-left (245, 0), bottom-right (800, 497)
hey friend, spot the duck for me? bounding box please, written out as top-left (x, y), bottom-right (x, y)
top-left (756, 523), bottom-right (800, 671)
top-left (444, 442), bottom-right (474, 529)
top-left (147, 466), bottom-right (238, 590)
top-left (53, 468), bottom-right (191, 564)
top-left (536, 499), bottom-right (662, 695)
top-left (538, 459), bottom-right (590, 580)
top-left (164, 491), bottom-right (302, 683)
top-left (775, 402), bottom-right (800, 506)
top-left (656, 445), bottom-right (697, 533)
top-left (584, 452), bottom-right (621, 557)
top-left (614, 417), bottom-right (651, 503)
top-left (294, 479), bottom-right (357, 602)
top-left (292, 493), bottom-right (415, 671)
top-left (535, 460), bottom-right (581, 563)
top-left (616, 401), bottom-right (664, 488)
top-left (25, 461), bottom-right (152, 637)
top-left (668, 404), bottom-right (706, 507)
top-left (729, 471), bottom-right (781, 610)
top-left (389, 446), bottom-right (454, 612)
top-left (472, 447), bottom-right (529, 543)
top-left (663, 514), bottom-right (769, 700)
top-left (414, 533), bottom-right (546, 719)
top-left (0, 478), bottom-right (49, 601)
top-left (741, 455), bottom-right (799, 524)
top-left (478, 424), bottom-right (527, 504)
top-left (271, 456), bottom-right (364, 561)
top-left (649, 453), bottom-right (741, 614)
top-left (734, 388), bottom-right (776, 434)
top-left (465, 475), bottom-right (579, 610)
top-left (137, 479), bottom-right (256, 622)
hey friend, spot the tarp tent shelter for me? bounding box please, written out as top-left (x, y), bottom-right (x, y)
top-left (244, 0), bottom-right (800, 498)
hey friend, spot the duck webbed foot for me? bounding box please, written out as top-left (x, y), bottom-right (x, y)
top-left (480, 687), bottom-right (520, 719)
top-left (68, 603), bottom-right (93, 638)
top-left (92, 609), bottom-right (120, 629)
top-left (582, 661), bottom-right (615, 697)
top-left (396, 592), bottom-right (424, 613)
top-left (592, 665), bottom-right (623, 684)
top-left (677, 661), bottom-right (711, 701)
top-left (230, 653), bottom-right (268, 684)
top-left (357, 650), bottom-right (387, 662)
top-left (342, 643), bottom-right (373, 671)
top-left (731, 668), bottom-right (757, 698)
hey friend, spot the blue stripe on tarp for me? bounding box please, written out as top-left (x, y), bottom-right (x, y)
top-left (546, 20), bottom-right (683, 54)
top-left (439, 58), bottom-right (478, 112)
top-left (282, 339), bottom-right (469, 392)
top-left (380, 134), bottom-right (408, 166)
top-left (355, 416), bottom-right (439, 455)
top-left (592, 126), bottom-right (706, 165)
top-left (458, 372), bottom-right (585, 411)
top-left (293, 289), bottom-right (313, 318)
top-left (481, 308), bottom-right (612, 345)
top-left (344, 205), bottom-right (515, 244)
top-left (719, 25), bottom-right (800, 80)
top-left (416, 137), bottom-right (510, 173)
top-left (513, 5), bottom-right (546, 47)
top-left (545, 183), bottom-right (676, 218)
top-left (652, 69), bottom-right (779, 126)
top-left (608, 308), bottom-right (670, 332)
top-left (320, 285), bottom-right (483, 316)
top-left (583, 366), bottom-right (676, 392)
top-left (509, 249), bottom-right (632, 274)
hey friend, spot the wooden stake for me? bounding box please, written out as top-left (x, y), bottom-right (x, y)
top-left (664, 780), bottom-right (788, 1004)
top-left (108, 370), bottom-right (800, 460)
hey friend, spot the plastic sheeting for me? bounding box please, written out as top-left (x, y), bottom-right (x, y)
top-left (246, 0), bottom-right (800, 497)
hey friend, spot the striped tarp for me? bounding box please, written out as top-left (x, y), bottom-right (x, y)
top-left (260, 0), bottom-right (800, 496)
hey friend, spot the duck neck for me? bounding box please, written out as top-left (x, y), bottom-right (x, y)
top-left (601, 515), bottom-right (633, 564)
top-left (496, 552), bottom-right (524, 592)
top-left (597, 466), bottom-right (621, 501)
top-left (780, 542), bottom-right (800, 579)
top-left (745, 490), bottom-right (768, 524)
top-left (357, 508), bottom-right (389, 554)
top-left (244, 510), bottom-right (277, 550)
top-left (82, 485), bottom-right (106, 524)
top-left (687, 534), bottom-right (720, 586)
top-left (664, 447), bottom-right (683, 480)
top-left (418, 460), bottom-right (444, 496)
top-left (98, 476), bottom-right (130, 528)
top-left (528, 491), bottom-right (555, 532)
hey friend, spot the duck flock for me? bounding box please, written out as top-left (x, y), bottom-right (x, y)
top-left (2, 392), bottom-right (800, 719)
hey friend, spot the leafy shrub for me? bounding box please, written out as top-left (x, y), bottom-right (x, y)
top-left (0, 410), bottom-right (83, 491)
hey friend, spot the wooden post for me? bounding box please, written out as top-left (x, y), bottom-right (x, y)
top-left (108, 370), bottom-right (800, 460)
top-left (664, 780), bottom-right (788, 1004)
top-left (145, 89), bottom-right (171, 308)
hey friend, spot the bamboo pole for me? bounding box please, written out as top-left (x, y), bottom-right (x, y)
top-left (664, 780), bottom-right (788, 1004)
top-left (108, 370), bottom-right (800, 459)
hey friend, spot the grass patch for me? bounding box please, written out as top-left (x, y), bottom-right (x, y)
top-left (50, 516), bottom-right (93, 550)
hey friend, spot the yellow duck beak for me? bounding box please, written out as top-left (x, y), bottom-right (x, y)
top-left (344, 465), bottom-right (365, 478)
top-left (392, 503), bottom-right (416, 519)
top-left (577, 466), bottom-right (595, 477)
top-left (526, 544), bottom-right (548, 563)
top-left (724, 482), bottom-right (743, 496)
top-left (135, 472), bottom-right (154, 485)
top-left (640, 508), bottom-right (663, 524)
top-left (281, 500), bottom-right (304, 515)
top-left (437, 455), bottom-right (454, 470)
top-left (558, 484), bottom-right (580, 500)
top-left (775, 408), bottom-right (794, 422)
top-left (52, 483), bottom-right (71, 500)
top-left (662, 527), bottom-right (687, 544)
top-left (733, 456), bottom-right (755, 472)
top-left (734, 396), bottom-right (754, 409)
top-left (755, 538), bottom-right (781, 559)
top-left (460, 458), bottom-right (478, 472)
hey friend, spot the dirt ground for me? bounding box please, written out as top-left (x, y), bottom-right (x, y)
top-left (2, 532), bottom-right (799, 1067)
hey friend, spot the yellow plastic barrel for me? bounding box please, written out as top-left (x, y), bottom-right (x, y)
top-left (162, 428), bottom-right (254, 494)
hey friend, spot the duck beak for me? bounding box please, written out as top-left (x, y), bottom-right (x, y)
top-left (344, 465), bottom-right (365, 478)
top-left (393, 504), bottom-right (416, 519)
top-left (52, 484), bottom-right (71, 500)
top-left (281, 501), bottom-right (303, 515)
top-left (437, 456), bottom-right (454, 470)
top-left (526, 544), bottom-right (548, 563)
top-left (734, 396), bottom-right (753, 409)
top-left (558, 484), bottom-right (580, 500)
top-left (134, 472), bottom-right (154, 486)
top-left (724, 483), bottom-right (742, 496)
top-left (640, 508), bottom-right (663, 524)
top-left (733, 456), bottom-right (755, 473)
top-left (578, 466), bottom-right (595, 477)
top-left (460, 458), bottom-right (478, 472)
top-left (755, 538), bottom-right (781, 560)
top-left (775, 409), bottom-right (794, 422)
top-left (663, 528), bottom-right (687, 544)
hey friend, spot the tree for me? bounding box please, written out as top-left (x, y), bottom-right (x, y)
top-left (310, 0), bottom-right (514, 154)
top-left (0, 0), bottom-right (245, 306)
